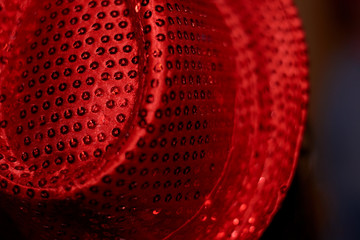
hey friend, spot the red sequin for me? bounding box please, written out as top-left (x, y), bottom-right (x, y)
top-left (0, 0), bottom-right (308, 239)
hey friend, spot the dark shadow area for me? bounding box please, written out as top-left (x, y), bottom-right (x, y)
top-left (0, 207), bottom-right (23, 240)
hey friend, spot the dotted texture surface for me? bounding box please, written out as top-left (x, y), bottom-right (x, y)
top-left (0, 0), bottom-right (308, 239)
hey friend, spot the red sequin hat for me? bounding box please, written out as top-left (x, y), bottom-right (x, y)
top-left (0, 0), bottom-right (308, 239)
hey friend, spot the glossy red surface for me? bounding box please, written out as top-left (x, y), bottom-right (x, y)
top-left (0, 0), bottom-right (308, 239)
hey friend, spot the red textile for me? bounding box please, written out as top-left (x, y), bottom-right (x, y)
top-left (0, 0), bottom-right (308, 239)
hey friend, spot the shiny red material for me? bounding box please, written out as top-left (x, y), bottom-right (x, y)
top-left (0, 0), bottom-right (308, 239)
